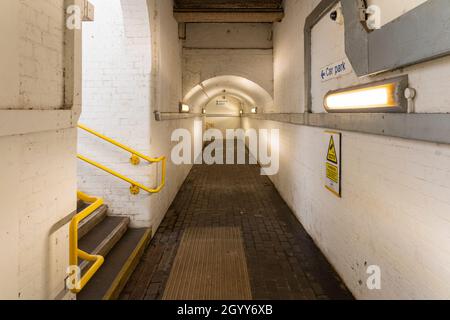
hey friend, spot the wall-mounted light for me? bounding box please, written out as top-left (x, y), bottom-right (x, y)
top-left (251, 107), bottom-right (258, 114)
top-left (324, 76), bottom-right (409, 113)
top-left (239, 110), bottom-right (243, 116)
top-left (179, 103), bottom-right (190, 113)
top-left (202, 108), bottom-right (206, 114)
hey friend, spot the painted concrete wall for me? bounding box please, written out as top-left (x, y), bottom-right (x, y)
top-left (0, 0), bottom-right (79, 299)
top-left (148, 0), bottom-right (201, 230)
top-left (244, 0), bottom-right (450, 299)
top-left (182, 23), bottom-right (274, 102)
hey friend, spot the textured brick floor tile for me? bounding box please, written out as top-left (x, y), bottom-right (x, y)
top-left (120, 144), bottom-right (353, 300)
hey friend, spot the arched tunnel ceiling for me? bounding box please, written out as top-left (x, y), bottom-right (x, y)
top-left (173, 0), bottom-right (284, 23)
top-left (183, 75), bottom-right (274, 112)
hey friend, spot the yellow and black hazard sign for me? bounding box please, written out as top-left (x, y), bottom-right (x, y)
top-left (327, 136), bottom-right (338, 164)
top-left (326, 163), bottom-right (339, 183)
top-left (325, 131), bottom-right (342, 198)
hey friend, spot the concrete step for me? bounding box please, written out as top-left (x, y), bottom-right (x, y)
top-left (77, 200), bottom-right (88, 213)
top-left (79, 216), bottom-right (130, 275)
top-left (78, 228), bottom-right (152, 300)
top-left (78, 205), bottom-right (108, 240)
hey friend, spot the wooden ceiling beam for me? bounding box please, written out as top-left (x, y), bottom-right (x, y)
top-left (174, 10), bottom-right (284, 23)
top-left (173, 0), bottom-right (284, 23)
top-left (174, 0), bottom-right (283, 10)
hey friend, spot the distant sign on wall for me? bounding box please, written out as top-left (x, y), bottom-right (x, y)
top-left (325, 131), bottom-right (342, 197)
top-left (320, 58), bottom-right (352, 82)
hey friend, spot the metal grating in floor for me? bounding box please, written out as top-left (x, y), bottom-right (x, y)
top-left (162, 227), bottom-right (252, 300)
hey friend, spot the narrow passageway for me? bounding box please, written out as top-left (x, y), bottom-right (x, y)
top-left (121, 142), bottom-right (353, 300)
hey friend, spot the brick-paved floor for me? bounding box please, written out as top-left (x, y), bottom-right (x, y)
top-left (120, 143), bottom-right (353, 300)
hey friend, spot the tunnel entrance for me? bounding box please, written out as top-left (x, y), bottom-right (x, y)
top-left (204, 95), bottom-right (243, 134)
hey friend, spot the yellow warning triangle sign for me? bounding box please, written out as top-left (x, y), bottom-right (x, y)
top-left (327, 136), bottom-right (338, 164)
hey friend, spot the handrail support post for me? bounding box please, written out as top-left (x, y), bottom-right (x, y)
top-left (130, 154), bottom-right (140, 166)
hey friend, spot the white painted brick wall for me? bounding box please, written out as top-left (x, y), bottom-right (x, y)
top-left (0, 128), bottom-right (77, 300)
top-left (18, 0), bottom-right (65, 110)
top-left (147, 0), bottom-right (199, 231)
top-left (243, 0), bottom-right (450, 299)
top-left (79, 0), bottom-right (196, 231)
top-left (244, 117), bottom-right (450, 299)
top-left (79, 0), bottom-right (153, 226)
top-left (0, 1), bottom-right (77, 300)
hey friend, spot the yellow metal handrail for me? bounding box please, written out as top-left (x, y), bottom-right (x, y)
top-left (78, 124), bottom-right (166, 195)
top-left (77, 155), bottom-right (165, 194)
top-left (69, 191), bottom-right (105, 293)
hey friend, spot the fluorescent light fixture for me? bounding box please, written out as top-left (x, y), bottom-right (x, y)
top-left (324, 76), bottom-right (408, 113)
top-left (251, 107), bottom-right (258, 114)
top-left (179, 103), bottom-right (190, 113)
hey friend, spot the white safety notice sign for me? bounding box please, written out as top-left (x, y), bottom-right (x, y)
top-left (325, 131), bottom-right (342, 197)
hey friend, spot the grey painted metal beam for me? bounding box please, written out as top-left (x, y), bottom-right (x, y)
top-left (305, 0), bottom-right (450, 112)
top-left (342, 0), bottom-right (450, 76)
top-left (304, 0), bottom-right (340, 113)
top-left (340, 0), bottom-right (369, 75)
top-left (244, 113), bottom-right (450, 146)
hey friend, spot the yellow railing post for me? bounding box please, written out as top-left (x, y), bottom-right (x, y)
top-left (69, 192), bottom-right (105, 293)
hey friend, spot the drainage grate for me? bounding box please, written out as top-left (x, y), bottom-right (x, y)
top-left (163, 227), bottom-right (252, 300)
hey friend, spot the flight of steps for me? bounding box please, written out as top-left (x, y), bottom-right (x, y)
top-left (76, 200), bottom-right (152, 300)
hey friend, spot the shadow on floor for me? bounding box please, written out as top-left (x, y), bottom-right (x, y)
top-left (120, 140), bottom-right (354, 300)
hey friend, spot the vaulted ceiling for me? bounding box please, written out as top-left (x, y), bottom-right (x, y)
top-left (173, 0), bottom-right (284, 23)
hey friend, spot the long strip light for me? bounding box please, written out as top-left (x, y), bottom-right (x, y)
top-left (324, 76), bottom-right (409, 113)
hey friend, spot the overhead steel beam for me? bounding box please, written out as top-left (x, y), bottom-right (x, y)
top-left (173, 10), bottom-right (284, 23)
top-left (173, 0), bottom-right (284, 23)
top-left (341, 0), bottom-right (450, 76)
top-left (173, 0), bottom-right (283, 10)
